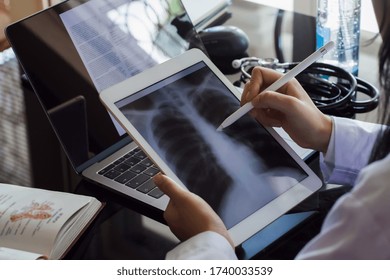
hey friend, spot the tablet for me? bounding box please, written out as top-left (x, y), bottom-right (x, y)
top-left (100, 48), bottom-right (322, 246)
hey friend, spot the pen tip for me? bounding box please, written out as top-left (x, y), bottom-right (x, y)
top-left (216, 126), bottom-right (223, 132)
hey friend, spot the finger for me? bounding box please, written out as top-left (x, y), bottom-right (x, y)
top-left (254, 109), bottom-right (283, 127)
top-left (246, 69), bottom-right (262, 100)
top-left (241, 67), bottom-right (285, 105)
top-left (251, 67), bottom-right (284, 92)
top-left (163, 199), bottom-right (179, 222)
top-left (153, 173), bottom-right (186, 200)
top-left (241, 80), bottom-right (260, 106)
top-left (240, 81), bottom-right (251, 106)
top-left (252, 91), bottom-right (298, 113)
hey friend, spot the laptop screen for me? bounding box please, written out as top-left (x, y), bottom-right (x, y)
top-left (6, 0), bottom-right (206, 172)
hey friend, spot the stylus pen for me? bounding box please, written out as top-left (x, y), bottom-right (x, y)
top-left (217, 40), bottom-right (335, 131)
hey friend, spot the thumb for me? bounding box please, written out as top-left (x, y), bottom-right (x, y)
top-left (153, 173), bottom-right (186, 200)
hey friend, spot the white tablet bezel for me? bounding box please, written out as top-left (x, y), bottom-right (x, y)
top-left (100, 48), bottom-right (322, 246)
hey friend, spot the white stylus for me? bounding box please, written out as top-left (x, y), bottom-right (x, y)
top-left (217, 40), bottom-right (335, 131)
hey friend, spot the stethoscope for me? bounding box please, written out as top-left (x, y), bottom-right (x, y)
top-left (231, 57), bottom-right (380, 118)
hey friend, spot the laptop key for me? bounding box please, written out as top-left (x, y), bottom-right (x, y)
top-left (126, 173), bottom-right (149, 189)
top-left (114, 171), bottom-right (137, 184)
top-left (124, 150), bottom-right (135, 158)
top-left (98, 164), bottom-right (115, 175)
top-left (143, 167), bottom-right (160, 177)
top-left (130, 164), bottom-right (147, 174)
top-left (124, 157), bottom-right (141, 166)
top-left (140, 158), bottom-right (153, 167)
top-left (134, 151), bottom-right (147, 160)
top-left (114, 163), bottom-right (131, 173)
top-left (103, 169), bottom-right (122, 179)
top-left (148, 187), bottom-right (164, 199)
top-left (136, 179), bottom-right (156, 194)
top-left (113, 157), bottom-right (126, 165)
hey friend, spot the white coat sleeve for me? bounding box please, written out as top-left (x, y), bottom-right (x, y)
top-left (296, 154), bottom-right (390, 259)
top-left (166, 231), bottom-right (237, 260)
top-left (320, 117), bottom-right (384, 186)
top-left (296, 117), bottom-right (390, 259)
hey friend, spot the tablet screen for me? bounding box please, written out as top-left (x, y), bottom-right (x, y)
top-left (115, 62), bottom-right (308, 228)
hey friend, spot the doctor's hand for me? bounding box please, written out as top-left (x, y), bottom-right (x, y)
top-left (153, 173), bottom-right (234, 248)
top-left (241, 66), bottom-right (332, 154)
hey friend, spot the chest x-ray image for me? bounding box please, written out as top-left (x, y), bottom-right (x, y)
top-left (117, 62), bottom-right (308, 228)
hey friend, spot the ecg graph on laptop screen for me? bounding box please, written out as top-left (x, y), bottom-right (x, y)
top-left (115, 62), bottom-right (308, 228)
top-left (7, 0), bottom-right (206, 171)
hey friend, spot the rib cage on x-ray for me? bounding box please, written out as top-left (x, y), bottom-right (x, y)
top-left (151, 69), bottom-right (300, 197)
top-left (121, 65), bottom-right (307, 227)
top-left (151, 90), bottom-right (233, 210)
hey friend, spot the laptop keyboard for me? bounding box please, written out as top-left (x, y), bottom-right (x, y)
top-left (97, 147), bottom-right (164, 199)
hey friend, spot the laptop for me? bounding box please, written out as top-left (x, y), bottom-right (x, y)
top-left (99, 49), bottom-right (322, 245)
top-left (5, 0), bottom-right (207, 210)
